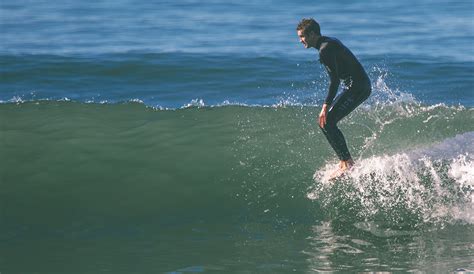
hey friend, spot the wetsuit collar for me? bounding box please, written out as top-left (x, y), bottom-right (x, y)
top-left (315, 36), bottom-right (325, 50)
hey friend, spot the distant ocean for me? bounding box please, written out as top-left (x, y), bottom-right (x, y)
top-left (1, 0), bottom-right (473, 273)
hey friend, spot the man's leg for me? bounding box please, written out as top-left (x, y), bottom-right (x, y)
top-left (320, 87), bottom-right (371, 161)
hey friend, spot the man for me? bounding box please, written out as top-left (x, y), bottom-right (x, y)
top-left (297, 18), bottom-right (371, 178)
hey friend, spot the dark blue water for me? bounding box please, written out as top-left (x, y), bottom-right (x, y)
top-left (1, 53), bottom-right (473, 108)
top-left (1, 0), bottom-right (473, 108)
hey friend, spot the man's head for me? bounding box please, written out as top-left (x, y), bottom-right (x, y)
top-left (297, 18), bottom-right (321, 49)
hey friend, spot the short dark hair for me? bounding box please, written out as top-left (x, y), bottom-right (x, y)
top-left (297, 18), bottom-right (321, 36)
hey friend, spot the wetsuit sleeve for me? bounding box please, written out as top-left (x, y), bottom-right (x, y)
top-left (320, 48), bottom-right (340, 105)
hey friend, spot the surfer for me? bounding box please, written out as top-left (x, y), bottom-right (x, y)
top-left (297, 18), bottom-right (371, 178)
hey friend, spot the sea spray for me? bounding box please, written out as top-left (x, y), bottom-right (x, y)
top-left (310, 132), bottom-right (474, 227)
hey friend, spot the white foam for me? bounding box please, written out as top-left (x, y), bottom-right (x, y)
top-left (181, 98), bottom-right (206, 109)
top-left (310, 132), bottom-right (474, 225)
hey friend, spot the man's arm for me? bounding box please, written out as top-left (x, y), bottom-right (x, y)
top-left (321, 48), bottom-right (340, 106)
top-left (319, 47), bottom-right (340, 127)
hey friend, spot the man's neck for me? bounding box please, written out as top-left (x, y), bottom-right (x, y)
top-left (314, 35), bottom-right (324, 50)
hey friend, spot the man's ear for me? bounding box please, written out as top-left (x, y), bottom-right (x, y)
top-left (307, 31), bottom-right (317, 40)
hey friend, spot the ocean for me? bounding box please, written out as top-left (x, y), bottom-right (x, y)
top-left (1, 0), bottom-right (473, 273)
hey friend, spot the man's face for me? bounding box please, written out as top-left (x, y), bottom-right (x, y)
top-left (297, 29), bottom-right (317, 49)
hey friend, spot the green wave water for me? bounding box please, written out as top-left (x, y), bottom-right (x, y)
top-left (1, 100), bottom-right (473, 272)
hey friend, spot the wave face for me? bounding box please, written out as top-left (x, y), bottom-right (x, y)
top-left (1, 100), bottom-right (473, 227)
top-left (2, 61), bottom-right (473, 272)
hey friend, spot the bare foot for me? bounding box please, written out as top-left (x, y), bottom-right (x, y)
top-left (328, 159), bottom-right (354, 181)
top-left (340, 159), bottom-right (354, 171)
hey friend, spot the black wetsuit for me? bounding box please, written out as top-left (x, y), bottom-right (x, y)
top-left (316, 36), bottom-right (371, 161)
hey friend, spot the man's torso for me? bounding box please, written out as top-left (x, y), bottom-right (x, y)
top-left (318, 36), bottom-right (370, 89)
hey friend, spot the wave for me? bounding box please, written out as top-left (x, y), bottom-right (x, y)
top-left (1, 105), bottom-right (473, 230)
top-left (1, 74), bottom-right (473, 229)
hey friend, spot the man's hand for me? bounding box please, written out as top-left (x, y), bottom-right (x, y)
top-left (319, 104), bottom-right (328, 128)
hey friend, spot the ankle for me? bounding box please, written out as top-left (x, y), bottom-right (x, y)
top-left (341, 159), bottom-right (354, 169)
